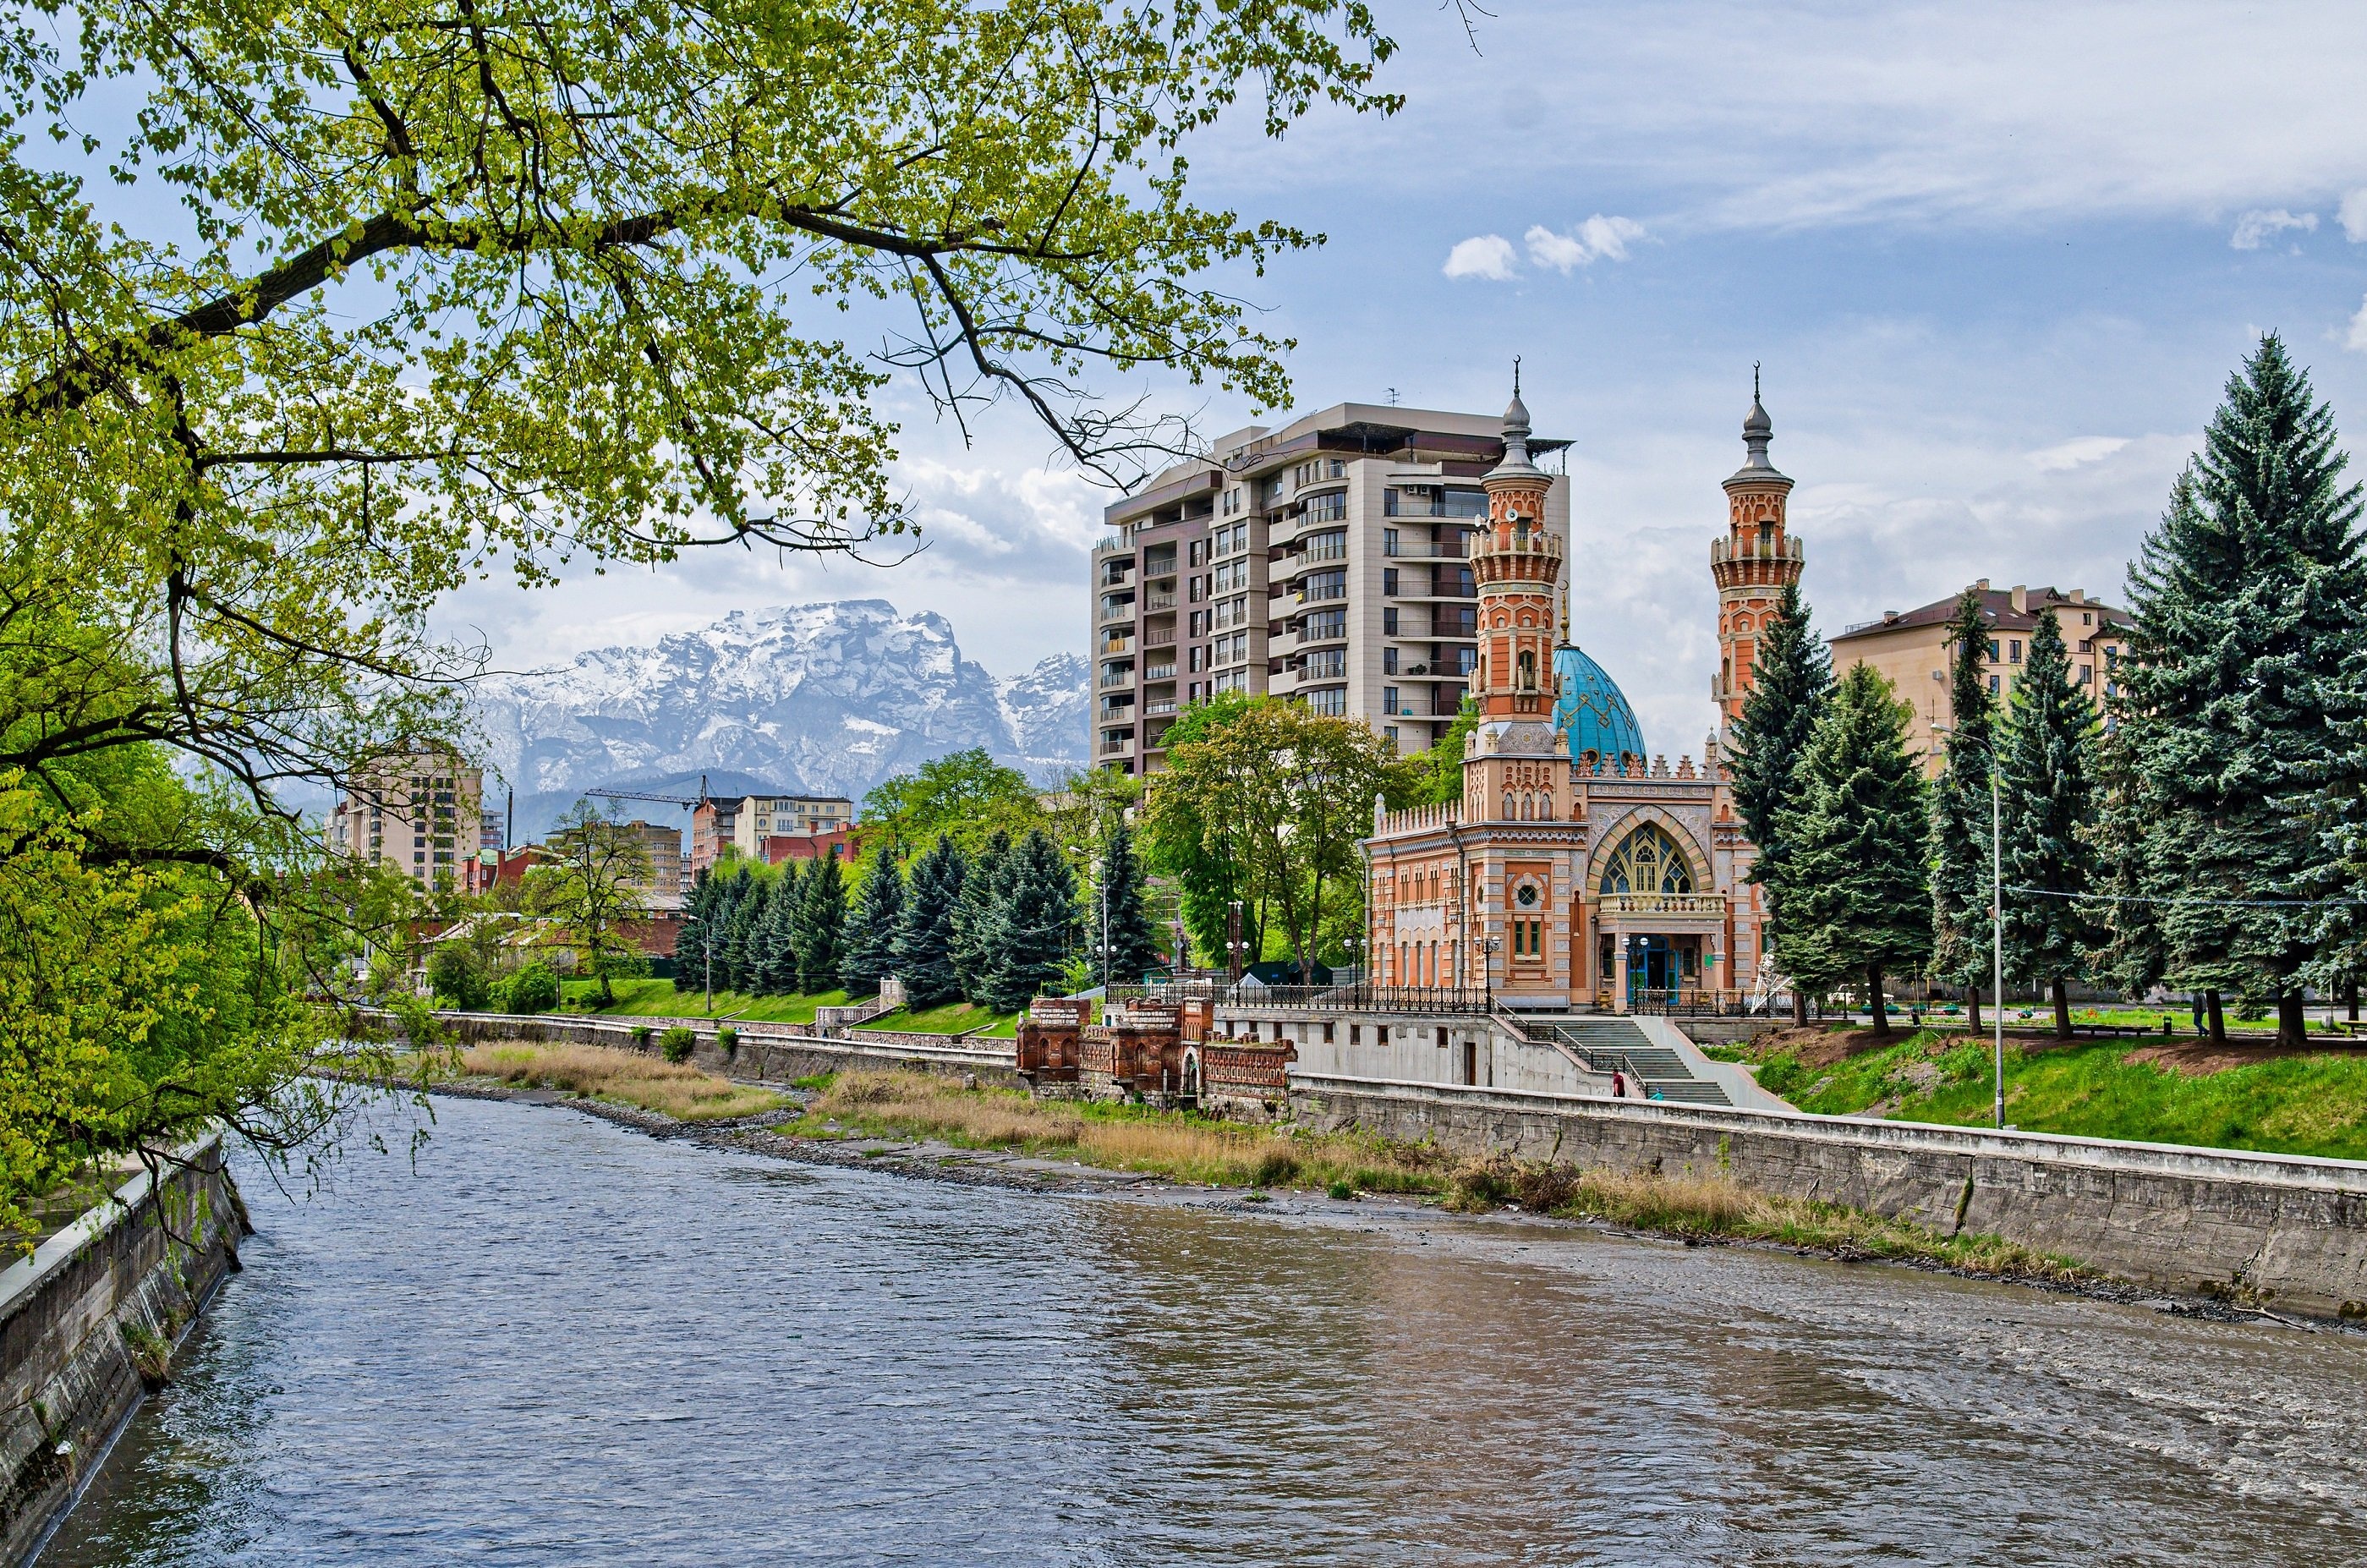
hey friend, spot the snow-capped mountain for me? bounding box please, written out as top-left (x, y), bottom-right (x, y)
top-left (474, 600), bottom-right (1086, 839)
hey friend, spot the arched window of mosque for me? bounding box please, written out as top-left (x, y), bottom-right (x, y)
top-left (1602, 823), bottom-right (1694, 895)
top-left (1517, 650), bottom-right (1537, 689)
top-left (1503, 792), bottom-right (1515, 820)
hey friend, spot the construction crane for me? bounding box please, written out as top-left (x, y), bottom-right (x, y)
top-left (585, 774), bottom-right (711, 812)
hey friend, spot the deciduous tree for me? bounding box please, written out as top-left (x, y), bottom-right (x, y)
top-left (533, 800), bottom-right (655, 1004)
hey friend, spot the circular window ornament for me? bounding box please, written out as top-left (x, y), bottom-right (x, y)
top-left (1515, 884), bottom-right (1540, 908)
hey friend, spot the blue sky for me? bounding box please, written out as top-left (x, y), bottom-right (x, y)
top-left (447, 0), bottom-right (2367, 755)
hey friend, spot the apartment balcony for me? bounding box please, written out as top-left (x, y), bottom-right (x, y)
top-left (1094, 533), bottom-right (1136, 556)
top-left (1143, 590), bottom-right (1179, 613)
top-left (1142, 663), bottom-right (1177, 682)
top-left (1383, 540), bottom-right (1471, 559)
top-left (1096, 737), bottom-right (1134, 756)
top-left (1143, 628), bottom-right (1177, 649)
top-left (1099, 634), bottom-right (1134, 656)
top-left (1099, 669), bottom-right (1134, 689)
top-left (1143, 699), bottom-right (1179, 718)
top-left (1098, 595), bottom-right (1137, 624)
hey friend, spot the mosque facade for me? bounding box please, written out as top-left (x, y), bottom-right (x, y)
top-left (1363, 377), bottom-right (1803, 1012)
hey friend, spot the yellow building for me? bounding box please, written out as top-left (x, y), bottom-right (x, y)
top-left (326, 751), bottom-right (485, 890)
top-left (1828, 582), bottom-right (2131, 772)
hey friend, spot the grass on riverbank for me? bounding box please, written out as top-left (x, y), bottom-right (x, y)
top-left (1705, 1029), bottom-right (2367, 1160)
top-left (461, 1043), bottom-right (786, 1121)
top-left (552, 979), bottom-right (1021, 1036)
top-left (786, 1071), bottom-right (2089, 1286)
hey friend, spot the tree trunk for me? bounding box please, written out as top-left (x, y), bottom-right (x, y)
top-left (2051, 975), bottom-right (2071, 1039)
top-left (1791, 987), bottom-right (1808, 1028)
top-left (1866, 963), bottom-right (1889, 1038)
top-left (1966, 983), bottom-right (1982, 1037)
top-left (2347, 980), bottom-right (2359, 1023)
top-left (2206, 989), bottom-right (2226, 1044)
top-left (2278, 990), bottom-right (2307, 1050)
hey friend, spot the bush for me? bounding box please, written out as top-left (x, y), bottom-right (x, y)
top-left (501, 962), bottom-right (560, 1015)
top-left (660, 1026), bottom-right (696, 1063)
top-left (631, 1025), bottom-right (653, 1049)
top-left (716, 1027), bottom-right (738, 1059)
top-left (426, 945), bottom-right (492, 1011)
top-left (1251, 1149), bottom-right (1299, 1187)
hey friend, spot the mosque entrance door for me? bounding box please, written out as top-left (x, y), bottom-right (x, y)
top-left (1626, 935), bottom-right (1677, 1011)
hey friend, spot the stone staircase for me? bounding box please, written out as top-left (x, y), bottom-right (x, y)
top-left (1515, 1015), bottom-right (1734, 1107)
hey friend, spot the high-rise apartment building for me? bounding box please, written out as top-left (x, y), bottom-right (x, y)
top-left (1091, 400), bottom-right (1569, 773)
top-left (326, 751), bottom-right (487, 891)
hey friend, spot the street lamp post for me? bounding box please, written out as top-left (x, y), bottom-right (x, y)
top-left (1478, 935), bottom-right (1501, 1010)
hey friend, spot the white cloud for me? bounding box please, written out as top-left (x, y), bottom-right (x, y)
top-left (2229, 208), bottom-right (2317, 249)
top-left (1443, 233), bottom-right (1519, 280)
top-left (2025, 436), bottom-right (2130, 472)
top-left (2341, 189), bottom-right (2367, 242)
top-left (2346, 295), bottom-right (2367, 354)
top-left (1524, 215), bottom-right (1649, 271)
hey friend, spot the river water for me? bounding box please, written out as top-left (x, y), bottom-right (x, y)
top-left (41, 1094), bottom-right (2367, 1565)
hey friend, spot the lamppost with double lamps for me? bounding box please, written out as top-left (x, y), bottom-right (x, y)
top-left (1934, 720), bottom-right (2007, 1131)
top-left (1477, 934), bottom-right (1502, 1010)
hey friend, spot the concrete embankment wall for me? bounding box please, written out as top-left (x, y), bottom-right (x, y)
top-left (1290, 1075), bottom-right (2367, 1318)
top-left (435, 1012), bottom-right (1027, 1089)
top-left (0, 1135), bottom-right (244, 1565)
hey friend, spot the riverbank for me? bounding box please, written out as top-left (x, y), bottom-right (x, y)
top-left (440, 1045), bottom-right (2117, 1307)
top-left (1707, 1027), bottom-right (2367, 1160)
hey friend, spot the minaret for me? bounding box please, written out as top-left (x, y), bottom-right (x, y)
top-left (1470, 363), bottom-right (1564, 721)
top-left (1710, 367), bottom-right (1802, 732)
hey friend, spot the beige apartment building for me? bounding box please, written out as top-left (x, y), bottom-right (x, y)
top-left (1827, 580), bottom-right (2132, 771)
top-left (1091, 400), bottom-right (1570, 772)
top-left (689, 793), bottom-right (853, 871)
top-left (326, 751), bottom-right (487, 891)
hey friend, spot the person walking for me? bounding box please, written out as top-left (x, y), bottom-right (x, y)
top-left (1612, 1071), bottom-right (1626, 1099)
top-left (2189, 991), bottom-right (2204, 1035)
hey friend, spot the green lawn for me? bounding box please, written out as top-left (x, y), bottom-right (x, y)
top-left (553, 979), bottom-right (1020, 1035)
top-left (556, 978), bottom-right (851, 1022)
top-left (1707, 1031), bottom-right (2367, 1160)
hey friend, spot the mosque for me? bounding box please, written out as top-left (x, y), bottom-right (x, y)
top-left (1364, 375), bottom-right (1803, 1012)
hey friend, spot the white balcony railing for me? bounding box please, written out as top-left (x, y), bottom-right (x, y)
top-left (1596, 893), bottom-right (1727, 918)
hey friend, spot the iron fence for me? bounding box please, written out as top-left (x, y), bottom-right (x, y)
top-left (1107, 979), bottom-right (1492, 1014)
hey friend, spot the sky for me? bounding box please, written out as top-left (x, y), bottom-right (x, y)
top-left (435, 0), bottom-right (2367, 755)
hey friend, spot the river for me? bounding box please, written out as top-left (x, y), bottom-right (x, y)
top-left (40, 1093), bottom-right (2367, 1565)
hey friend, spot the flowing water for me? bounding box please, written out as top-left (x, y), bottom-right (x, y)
top-left (40, 1094), bottom-right (2367, 1565)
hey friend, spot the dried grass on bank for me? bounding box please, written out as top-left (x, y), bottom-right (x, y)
top-left (462, 1043), bottom-right (784, 1121)
top-left (802, 1071), bottom-right (1444, 1193)
top-left (1441, 1154), bottom-right (2090, 1284)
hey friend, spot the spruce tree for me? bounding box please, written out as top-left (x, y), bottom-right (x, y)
top-left (950, 828), bottom-right (1012, 1003)
top-left (721, 869), bottom-right (763, 993)
top-left (984, 829), bottom-right (1081, 1012)
top-left (754, 860), bottom-right (804, 995)
top-left (1725, 580), bottom-right (1833, 1024)
top-left (677, 867), bottom-right (720, 1010)
top-left (896, 836), bottom-right (967, 1008)
top-left (1093, 822), bottom-right (1163, 987)
top-left (840, 854), bottom-right (907, 1000)
top-left (1997, 608), bottom-right (2101, 1038)
top-left (2118, 336), bottom-right (2367, 1045)
top-left (793, 849), bottom-right (848, 993)
top-left (1774, 662), bottom-right (1932, 1036)
top-left (1929, 588), bottom-right (1999, 1033)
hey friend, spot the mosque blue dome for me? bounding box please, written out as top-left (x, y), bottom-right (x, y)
top-left (1553, 643), bottom-right (1647, 770)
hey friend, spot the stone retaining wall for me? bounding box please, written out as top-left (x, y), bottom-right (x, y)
top-left (0, 1135), bottom-right (244, 1565)
top-left (436, 1012), bottom-right (1026, 1088)
top-left (1289, 1075), bottom-right (2367, 1318)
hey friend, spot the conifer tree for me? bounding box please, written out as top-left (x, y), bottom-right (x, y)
top-left (1725, 581), bottom-right (1833, 1024)
top-left (840, 854), bottom-right (907, 1000)
top-left (721, 869), bottom-right (763, 993)
top-left (1928, 588), bottom-right (1999, 1032)
top-left (1774, 663), bottom-right (1932, 1035)
top-left (792, 849), bottom-right (848, 993)
top-left (1093, 822), bottom-right (1163, 987)
top-left (754, 860), bottom-right (804, 995)
top-left (984, 830), bottom-right (1081, 1012)
top-left (677, 867), bottom-right (721, 1009)
top-left (1997, 608), bottom-right (2101, 1038)
top-left (2117, 336), bottom-right (2367, 1045)
top-left (896, 836), bottom-right (968, 1008)
top-left (951, 829), bottom-right (1013, 1003)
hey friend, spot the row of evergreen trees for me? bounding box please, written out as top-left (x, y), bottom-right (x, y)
top-left (1732, 336), bottom-right (2364, 1046)
top-left (676, 824), bottom-right (1165, 1014)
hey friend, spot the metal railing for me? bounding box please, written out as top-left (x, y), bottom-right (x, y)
top-left (1143, 591), bottom-right (1178, 612)
top-left (1109, 980), bottom-right (1495, 1014)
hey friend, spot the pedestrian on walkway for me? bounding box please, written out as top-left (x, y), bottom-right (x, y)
top-left (2190, 991), bottom-right (2204, 1035)
top-left (1612, 1071), bottom-right (1626, 1099)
